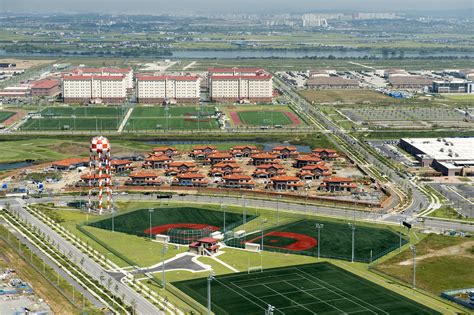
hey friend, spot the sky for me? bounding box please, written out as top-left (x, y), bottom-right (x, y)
top-left (0, 0), bottom-right (472, 15)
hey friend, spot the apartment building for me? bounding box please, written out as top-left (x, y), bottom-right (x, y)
top-left (62, 75), bottom-right (127, 103)
top-left (136, 75), bottom-right (201, 104)
top-left (208, 67), bottom-right (273, 103)
top-left (71, 67), bottom-right (134, 90)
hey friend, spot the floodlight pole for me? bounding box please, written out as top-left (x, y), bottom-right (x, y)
top-left (112, 206), bottom-right (115, 233)
top-left (410, 245), bottom-right (416, 289)
top-left (207, 271), bottom-right (215, 315)
top-left (315, 223), bottom-right (324, 259)
top-left (348, 223), bottom-right (355, 263)
top-left (161, 243), bottom-right (168, 289)
top-left (399, 219), bottom-right (403, 252)
top-left (266, 304), bottom-right (275, 315)
top-left (261, 218), bottom-right (267, 251)
top-left (149, 208), bottom-right (154, 239)
top-left (221, 203), bottom-right (226, 234)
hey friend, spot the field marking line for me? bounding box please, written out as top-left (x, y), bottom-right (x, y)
top-left (213, 279), bottom-right (273, 314)
top-left (278, 297), bottom-right (347, 310)
top-left (233, 276), bottom-right (306, 287)
top-left (261, 283), bottom-right (316, 314)
top-left (117, 107), bottom-right (134, 133)
top-left (295, 268), bottom-right (382, 314)
top-left (259, 287), bottom-right (325, 299)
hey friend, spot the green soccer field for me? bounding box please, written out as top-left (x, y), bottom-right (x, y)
top-left (0, 111), bottom-right (15, 123)
top-left (173, 262), bottom-right (439, 315)
top-left (39, 106), bottom-right (127, 117)
top-left (226, 219), bottom-right (406, 263)
top-left (21, 117), bottom-right (121, 130)
top-left (125, 106), bottom-right (219, 130)
top-left (237, 110), bottom-right (293, 126)
top-left (88, 207), bottom-right (256, 243)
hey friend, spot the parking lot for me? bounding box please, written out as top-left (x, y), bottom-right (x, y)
top-left (429, 183), bottom-right (474, 218)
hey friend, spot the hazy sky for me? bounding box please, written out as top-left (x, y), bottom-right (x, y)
top-left (0, 0), bottom-right (472, 15)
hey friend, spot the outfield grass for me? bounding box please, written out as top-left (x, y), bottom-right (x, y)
top-left (39, 106), bottom-right (127, 117)
top-left (375, 234), bottom-right (474, 294)
top-left (0, 111), bottom-right (15, 123)
top-left (21, 117), bottom-right (122, 131)
top-left (174, 262), bottom-right (440, 315)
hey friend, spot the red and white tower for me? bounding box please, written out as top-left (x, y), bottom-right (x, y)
top-left (88, 136), bottom-right (113, 214)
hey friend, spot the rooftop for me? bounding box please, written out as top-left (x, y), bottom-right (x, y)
top-left (401, 137), bottom-right (474, 161)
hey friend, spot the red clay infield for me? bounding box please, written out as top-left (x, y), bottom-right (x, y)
top-left (247, 231), bottom-right (317, 251)
top-left (285, 112), bottom-right (302, 125)
top-left (144, 223), bottom-right (220, 235)
top-left (230, 112), bottom-right (242, 125)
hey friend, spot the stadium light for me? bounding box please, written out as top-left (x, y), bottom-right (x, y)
top-left (207, 271), bottom-right (216, 315)
top-left (261, 218), bottom-right (267, 251)
top-left (161, 242), bottom-right (168, 289)
top-left (409, 245), bottom-right (416, 289)
top-left (148, 208), bottom-right (154, 239)
top-left (266, 304), bottom-right (275, 315)
top-left (315, 223), bottom-right (324, 259)
top-left (348, 223), bottom-right (356, 263)
top-left (399, 218), bottom-right (403, 252)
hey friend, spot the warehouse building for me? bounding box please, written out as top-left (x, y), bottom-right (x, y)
top-left (31, 80), bottom-right (60, 97)
top-left (399, 138), bottom-right (474, 176)
top-left (62, 75), bottom-right (127, 103)
top-left (388, 76), bottom-right (432, 89)
top-left (306, 76), bottom-right (359, 89)
top-left (208, 68), bottom-right (273, 103)
top-left (136, 74), bottom-right (200, 104)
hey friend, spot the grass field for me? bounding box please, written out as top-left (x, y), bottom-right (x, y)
top-left (88, 206), bottom-right (256, 243)
top-left (0, 111), bottom-right (15, 123)
top-left (237, 111), bottom-right (294, 126)
top-left (174, 262), bottom-right (439, 315)
top-left (227, 219), bottom-right (406, 263)
top-left (21, 106), bottom-right (127, 131)
top-left (221, 105), bottom-right (305, 127)
top-left (375, 234), bottom-right (474, 294)
top-left (125, 106), bottom-right (219, 130)
top-left (299, 89), bottom-right (397, 104)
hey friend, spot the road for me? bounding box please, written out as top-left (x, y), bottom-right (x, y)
top-left (0, 198), bottom-right (162, 315)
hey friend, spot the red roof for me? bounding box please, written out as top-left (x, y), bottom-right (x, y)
top-left (198, 237), bottom-right (219, 243)
top-left (231, 145), bottom-right (258, 150)
top-left (312, 148), bottom-right (338, 154)
top-left (110, 159), bottom-right (131, 166)
top-left (252, 153), bottom-right (278, 159)
top-left (168, 161), bottom-right (196, 168)
top-left (323, 177), bottom-right (353, 183)
top-left (153, 147), bottom-right (177, 152)
top-left (256, 163), bottom-right (284, 170)
top-left (31, 80), bottom-right (59, 89)
top-left (271, 176), bottom-right (300, 182)
top-left (176, 173), bottom-right (206, 179)
top-left (63, 75), bottom-right (124, 81)
top-left (208, 67), bottom-right (264, 73)
top-left (137, 75), bottom-right (199, 81)
top-left (80, 173), bottom-right (110, 180)
top-left (192, 145), bottom-right (217, 150)
top-left (130, 172), bottom-right (159, 178)
top-left (272, 146), bottom-right (297, 151)
top-left (211, 75), bottom-right (272, 80)
top-left (145, 155), bottom-right (171, 162)
top-left (208, 152), bottom-right (233, 159)
top-left (296, 155), bottom-right (321, 162)
top-left (52, 157), bottom-right (88, 167)
top-left (223, 174), bottom-right (252, 180)
top-left (213, 162), bottom-right (240, 168)
top-left (302, 164), bottom-right (329, 171)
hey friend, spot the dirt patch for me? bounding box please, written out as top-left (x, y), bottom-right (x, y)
top-left (45, 142), bottom-right (89, 156)
top-left (398, 240), bottom-right (474, 266)
top-left (0, 59), bottom-right (55, 69)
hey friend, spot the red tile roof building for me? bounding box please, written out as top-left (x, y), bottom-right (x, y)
top-left (31, 80), bottom-right (60, 97)
top-left (62, 74), bottom-right (127, 103)
top-left (69, 67), bottom-right (134, 89)
top-left (252, 164), bottom-right (286, 178)
top-left (205, 152), bottom-right (235, 165)
top-left (319, 177), bottom-right (357, 192)
top-left (165, 161), bottom-right (198, 176)
top-left (126, 171), bottom-right (161, 186)
top-left (297, 163), bottom-right (331, 180)
top-left (209, 162), bottom-right (243, 177)
top-left (220, 174), bottom-right (256, 189)
top-left (152, 147), bottom-right (178, 157)
top-left (269, 176), bottom-right (304, 191)
top-left (311, 148), bottom-right (339, 160)
top-left (189, 146), bottom-right (217, 159)
top-left (271, 146), bottom-right (299, 159)
top-left (293, 155), bottom-right (322, 168)
top-left (143, 155), bottom-right (173, 169)
top-left (230, 145), bottom-right (258, 157)
top-left (52, 158), bottom-right (89, 170)
top-left (173, 173), bottom-right (209, 187)
top-left (249, 153), bottom-right (279, 166)
top-left (110, 159), bottom-right (134, 173)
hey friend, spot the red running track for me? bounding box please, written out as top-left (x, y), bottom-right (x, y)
top-left (230, 111), bottom-right (242, 125)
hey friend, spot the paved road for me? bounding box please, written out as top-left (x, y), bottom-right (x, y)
top-left (0, 217), bottom-right (104, 309)
top-left (0, 198), bottom-right (162, 315)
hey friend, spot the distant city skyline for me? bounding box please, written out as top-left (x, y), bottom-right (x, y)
top-left (0, 0), bottom-right (472, 16)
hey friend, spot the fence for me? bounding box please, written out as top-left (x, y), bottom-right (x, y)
top-left (168, 227), bottom-right (214, 245)
top-left (166, 283), bottom-right (209, 315)
top-left (441, 288), bottom-right (474, 310)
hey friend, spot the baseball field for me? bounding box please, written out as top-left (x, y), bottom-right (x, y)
top-left (222, 105), bottom-right (305, 127)
top-left (173, 262), bottom-right (439, 315)
top-left (0, 111), bottom-right (15, 123)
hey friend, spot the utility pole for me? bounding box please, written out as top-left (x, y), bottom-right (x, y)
top-left (315, 223), bottom-right (324, 259)
top-left (348, 223), bottom-right (355, 263)
top-left (410, 245), bottom-right (416, 289)
top-left (207, 271), bottom-right (215, 315)
top-left (148, 208), bottom-right (154, 239)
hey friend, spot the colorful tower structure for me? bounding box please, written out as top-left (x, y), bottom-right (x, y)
top-left (88, 136), bottom-right (113, 214)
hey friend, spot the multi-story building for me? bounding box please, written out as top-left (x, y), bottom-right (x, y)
top-left (136, 75), bottom-right (200, 104)
top-left (208, 68), bottom-right (273, 103)
top-left (31, 80), bottom-right (60, 97)
top-left (220, 174), bottom-right (256, 189)
top-left (70, 68), bottom-right (134, 90)
top-left (62, 75), bottom-right (127, 103)
top-left (269, 176), bottom-right (304, 191)
top-left (173, 173), bottom-right (209, 187)
top-left (319, 177), bottom-right (357, 192)
top-left (432, 80), bottom-right (473, 93)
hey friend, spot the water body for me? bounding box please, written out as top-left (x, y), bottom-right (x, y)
top-left (1, 49), bottom-right (473, 59)
top-left (0, 161), bottom-right (33, 171)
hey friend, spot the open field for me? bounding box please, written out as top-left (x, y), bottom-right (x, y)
top-left (0, 238), bottom-right (78, 314)
top-left (39, 106), bottom-right (127, 118)
top-left (126, 106), bottom-right (219, 131)
top-left (174, 262), bottom-right (439, 315)
top-left (375, 234), bottom-right (474, 294)
top-left (299, 89), bottom-right (396, 104)
top-left (220, 105), bottom-right (305, 127)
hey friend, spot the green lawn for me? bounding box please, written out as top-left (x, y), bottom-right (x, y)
top-left (21, 117), bottom-right (121, 130)
top-left (237, 110), bottom-right (294, 126)
top-left (131, 106), bottom-right (215, 118)
top-left (174, 262), bottom-right (440, 315)
top-left (375, 234), bottom-right (474, 294)
top-left (0, 111), bottom-right (15, 123)
top-left (40, 106), bottom-right (127, 118)
top-left (300, 89), bottom-right (397, 104)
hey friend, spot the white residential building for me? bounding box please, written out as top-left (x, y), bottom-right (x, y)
top-left (208, 68), bottom-right (273, 102)
top-left (71, 67), bottom-right (134, 90)
top-left (136, 75), bottom-right (201, 104)
top-left (62, 75), bottom-right (127, 103)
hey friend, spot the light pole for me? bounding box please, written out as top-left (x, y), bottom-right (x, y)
top-left (148, 208), bottom-right (154, 239)
top-left (112, 206), bottom-right (115, 233)
top-left (410, 245), bottom-right (416, 289)
top-left (261, 218), bottom-right (267, 251)
top-left (207, 271), bottom-right (215, 315)
top-left (221, 203), bottom-right (226, 234)
top-left (399, 219), bottom-right (403, 252)
top-left (348, 223), bottom-right (355, 263)
top-left (161, 243), bottom-right (168, 289)
top-left (266, 304), bottom-right (275, 315)
top-left (315, 223), bottom-right (324, 259)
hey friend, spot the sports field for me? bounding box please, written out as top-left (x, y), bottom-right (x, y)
top-left (227, 219), bottom-right (406, 263)
top-left (125, 106), bottom-right (219, 130)
top-left (222, 105), bottom-right (304, 127)
top-left (21, 106), bottom-right (126, 131)
top-left (0, 111), bottom-right (15, 123)
top-left (174, 262), bottom-right (439, 315)
top-left (88, 207), bottom-right (256, 243)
